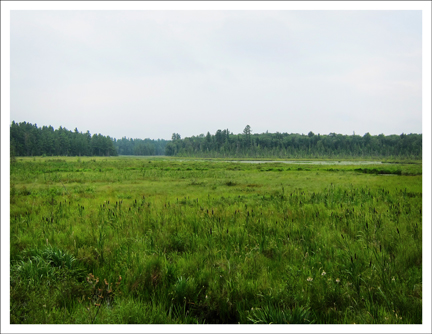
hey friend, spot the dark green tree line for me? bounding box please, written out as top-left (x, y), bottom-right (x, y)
top-left (164, 125), bottom-right (422, 159)
top-left (10, 121), bottom-right (421, 159)
top-left (10, 121), bottom-right (117, 157)
top-left (113, 137), bottom-right (168, 156)
top-left (10, 121), bottom-right (169, 157)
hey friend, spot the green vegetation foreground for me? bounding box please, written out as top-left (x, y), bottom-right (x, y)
top-left (10, 157), bottom-right (422, 324)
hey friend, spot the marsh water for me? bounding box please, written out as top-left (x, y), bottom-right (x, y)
top-left (120, 156), bottom-right (387, 165)
top-left (230, 160), bottom-right (385, 165)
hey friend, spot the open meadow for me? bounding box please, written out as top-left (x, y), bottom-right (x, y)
top-left (9, 156), bottom-right (422, 324)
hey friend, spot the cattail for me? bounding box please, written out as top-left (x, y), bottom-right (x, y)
top-left (341, 234), bottom-right (344, 239)
top-left (369, 260), bottom-right (372, 267)
top-left (397, 228), bottom-right (400, 234)
top-left (212, 209), bottom-right (214, 215)
top-left (366, 222), bottom-right (368, 229)
top-left (351, 256), bottom-right (353, 263)
top-left (210, 228), bottom-right (212, 235)
top-left (227, 229), bottom-right (228, 234)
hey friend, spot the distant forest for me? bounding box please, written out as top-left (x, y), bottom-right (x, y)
top-left (10, 121), bottom-right (117, 157)
top-left (114, 137), bottom-right (168, 156)
top-left (165, 125), bottom-right (422, 159)
top-left (10, 122), bottom-right (422, 159)
top-left (9, 121), bottom-right (168, 157)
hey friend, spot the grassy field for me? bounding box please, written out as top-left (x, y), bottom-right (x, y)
top-left (9, 156), bottom-right (422, 324)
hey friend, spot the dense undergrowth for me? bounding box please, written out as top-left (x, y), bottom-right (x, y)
top-left (10, 157), bottom-right (422, 324)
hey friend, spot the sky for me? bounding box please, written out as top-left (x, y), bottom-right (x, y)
top-left (6, 5), bottom-right (426, 141)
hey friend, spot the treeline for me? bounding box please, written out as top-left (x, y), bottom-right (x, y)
top-left (165, 126), bottom-right (422, 159)
top-left (10, 121), bottom-right (117, 157)
top-left (113, 137), bottom-right (168, 156)
top-left (10, 122), bottom-right (422, 159)
top-left (10, 121), bottom-right (168, 158)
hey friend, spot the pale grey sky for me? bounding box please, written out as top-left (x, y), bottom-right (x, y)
top-left (7, 8), bottom-right (424, 140)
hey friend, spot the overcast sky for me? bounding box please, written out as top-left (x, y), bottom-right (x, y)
top-left (8, 8), bottom-right (424, 140)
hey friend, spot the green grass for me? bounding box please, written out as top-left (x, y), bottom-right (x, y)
top-left (9, 156), bottom-right (422, 324)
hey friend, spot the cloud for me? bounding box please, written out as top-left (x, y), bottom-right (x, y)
top-left (9, 10), bottom-right (423, 139)
top-left (326, 56), bottom-right (421, 101)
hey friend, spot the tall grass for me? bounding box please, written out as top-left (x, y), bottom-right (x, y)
top-left (10, 157), bottom-right (422, 324)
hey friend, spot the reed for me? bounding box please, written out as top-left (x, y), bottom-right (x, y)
top-left (10, 156), bottom-right (422, 324)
